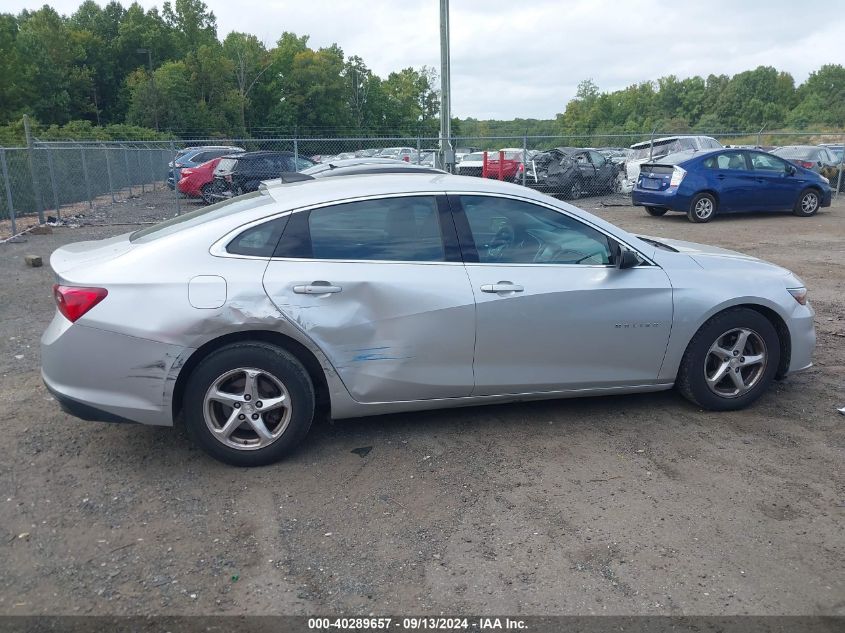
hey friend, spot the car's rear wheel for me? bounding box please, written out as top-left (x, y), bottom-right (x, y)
top-left (677, 308), bottom-right (780, 411)
top-left (567, 179), bottom-right (583, 200)
top-left (183, 342), bottom-right (315, 466)
top-left (793, 188), bottom-right (820, 217)
top-left (688, 193), bottom-right (716, 223)
top-left (645, 206), bottom-right (667, 216)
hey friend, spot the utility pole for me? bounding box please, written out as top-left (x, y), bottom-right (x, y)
top-left (439, 0), bottom-right (453, 172)
top-left (137, 48), bottom-right (159, 132)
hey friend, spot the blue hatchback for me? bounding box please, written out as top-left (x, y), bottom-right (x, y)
top-left (631, 148), bottom-right (832, 223)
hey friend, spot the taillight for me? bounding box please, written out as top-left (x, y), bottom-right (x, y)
top-left (669, 166), bottom-right (687, 187)
top-left (53, 285), bottom-right (108, 322)
top-left (799, 161), bottom-right (814, 169)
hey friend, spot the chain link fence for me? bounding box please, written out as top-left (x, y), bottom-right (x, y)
top-left (1, 131), bottom-right (843, 238)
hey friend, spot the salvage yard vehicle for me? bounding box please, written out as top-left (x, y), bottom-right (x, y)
top-left (771, 145), bottom-right (840, 173)
top-left (42, 174), bottom-right (815, 466)
top-left (623, 136), bottom-right (722, 192)
top-left (167, 145), bottom-right (244, 189)
top-left (178, 155), bottom-right (242, 204)
top-left (521, 147), bottom-right (620, 198)
top-left (456, 151), bottom-right (486, 177)
top-left (632, 148), bottom-right (832, 222)
top-left (211, 151), bottom-right (316, 198)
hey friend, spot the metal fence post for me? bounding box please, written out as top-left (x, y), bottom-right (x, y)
top-left (23, 115), bottom-right (45, 223)
top-left (522, 133), bottom-right (528, 186)
top-left (170, 140), bottom-right (181, 215)
top-left (46, 144), bottom-right (60, 219)
top-left (123, 145), bottom-right (133, 197)
top-left (148, 148), bottom-right (156, 191)
top-left (293, 137), bottom-right (299, 163)
top-left (139, 148), bottom-right (145, 195)
top-left (80, 144), bottom-right (93, 209)
top-left (837, 133), bottom-right (844, 198)
top-left (0, 148), bottom-right (16, 236)
top-left (416, 137), bottom-right (421, 164)
top-left (103, 144), bottom-right (116, 203)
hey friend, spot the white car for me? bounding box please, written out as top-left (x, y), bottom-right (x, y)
top-left (623, 136), bottom-right (722, 193)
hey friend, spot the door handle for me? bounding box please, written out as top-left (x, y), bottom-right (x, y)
top-left (293, 282), bottom-right (342, 294)
top-left (716, 174), bottom-right (727, 180)
top-left (480, 282), bottom-right (524, 293)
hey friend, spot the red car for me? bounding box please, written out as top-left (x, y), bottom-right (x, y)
top-left (482, 149), bottom-right (528, 180)
top-left (178, 157), bottom-right (229, 204)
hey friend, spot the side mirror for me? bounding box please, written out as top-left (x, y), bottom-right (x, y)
top-left (787, 165), bottom-right (796, 176)
top-left (617, 246), bottom-right (639, 269)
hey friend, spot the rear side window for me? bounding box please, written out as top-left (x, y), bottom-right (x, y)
top-left (131, 191), bottom-right (274, 243)
top-left (226, 217), bottom-right (288, 257)
top-left (275, 196), bottom-right (445, 262)
top-left (702, 153), bottom-right (747, 170)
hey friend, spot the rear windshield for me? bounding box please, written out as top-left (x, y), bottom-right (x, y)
top-left (629, 138), bottom-right (705, 161)
top-left (772, 147), bottom-right (817, 160)
top-left (216, 157), bottom-right (238, 172)
top-left (130, 191), bottom-right (274, 243)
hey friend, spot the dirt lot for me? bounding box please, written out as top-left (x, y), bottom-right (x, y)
top-left (0, 189), bottom-right (843, 617)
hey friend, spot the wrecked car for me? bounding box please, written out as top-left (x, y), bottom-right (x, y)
top-left (521, 147), bottom-right (620, 198)
top-left (42, 174), bottom-right (815, 466)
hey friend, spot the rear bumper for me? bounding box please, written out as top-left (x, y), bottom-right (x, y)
top-left (41, 315), bottom-right (183, 427)
top-left (631, 188), bottom-right (688, 211)
top-left (785, 304), bottom-right (816, 375)
top-left (821, 189), bottom-right (832, 207)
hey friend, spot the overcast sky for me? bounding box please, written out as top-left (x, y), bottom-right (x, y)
top-left (7, 0), bottom-right (844, 119)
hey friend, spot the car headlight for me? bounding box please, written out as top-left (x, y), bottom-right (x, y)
top-left (787, 287), bottom-right (808, 305)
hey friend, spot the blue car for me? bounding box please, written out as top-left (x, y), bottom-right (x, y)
top-left (631, 148), bottom-right (832, 223)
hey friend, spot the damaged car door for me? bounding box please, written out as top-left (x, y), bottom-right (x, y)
top-left (262, 194), bottom-right (476, 403)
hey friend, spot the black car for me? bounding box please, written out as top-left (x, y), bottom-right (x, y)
top-left (521, 147), bottom-right (619, 199)
top-left (211, 151), bottom-right (316, 198)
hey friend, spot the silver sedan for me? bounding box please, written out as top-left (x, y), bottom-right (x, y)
top-left (42, 174), bottom-right (815, 466)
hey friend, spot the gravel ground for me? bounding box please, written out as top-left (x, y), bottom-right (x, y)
top-left (0, 188), bottom-right (843, 616)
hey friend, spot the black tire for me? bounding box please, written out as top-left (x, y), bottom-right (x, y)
top-left (183, 342), bottom-right (315, 466)
top-left (645, 206), bottom-right (668, 216)
top-left (793, 188), bottom-right (820, 217)
top-left (687, 192), bottom-right (717, 223)
top-left (200, 183), bottom-right (214, 205)
top-left (567, 179), bottom-right (583, 200)
top-left (677, 308), bottom-right (780, 411)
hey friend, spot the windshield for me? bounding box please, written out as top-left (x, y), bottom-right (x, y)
top-left (216, 157), bottom-right (238, 173)
top-left (130, 191), bottom-right (274, 243)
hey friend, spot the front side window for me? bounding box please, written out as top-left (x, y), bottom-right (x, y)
top-left (749, 152), bottom-right (788, 172)
top-left (276, 196), bottom-right (445, 262)
top-left (589, 151), bottom-right (606, 167)
top-left (460, 195), bottom-right (613, 265)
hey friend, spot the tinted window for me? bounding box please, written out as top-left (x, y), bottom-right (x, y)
top-left (750, 152), bottom-right (788, 172)
top-left (285, 197), bottom-right (444, 261)
top-left (227, 217), bottom-right (287, 257)
top-left (460, 195), bottom-right (613, 265)
top-left (702, 153), bottom-right (748, 170)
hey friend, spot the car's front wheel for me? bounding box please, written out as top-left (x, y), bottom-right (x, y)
top-left (677, 308), bottom-right (780, 411)
top-left (183, 342), bottom-right (315, 466)
top-left (645, 206), bottom-right (667, 216)
top-left (793, 188), bottom-right (820, 217)
top-left (688, 193), bottom-right (717, 223)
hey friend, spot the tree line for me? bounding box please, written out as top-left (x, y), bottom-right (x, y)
top-left (1, 0), bottom-right (843, 143)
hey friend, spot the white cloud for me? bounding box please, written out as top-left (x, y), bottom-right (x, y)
top-left (6, 0), bottom-right (843, 119)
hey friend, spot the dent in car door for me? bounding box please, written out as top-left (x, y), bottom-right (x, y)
top-left (262, 195), bottom-right (476, 403)
top-left (453, 194), bottom-right (673, 395)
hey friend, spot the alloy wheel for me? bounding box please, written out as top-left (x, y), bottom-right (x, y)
top-left (704, 328), bottom-right (768, 398)
top-left (801, 192), bottom-right (819, 214)
top-left (203, 367), bottom-right (292, 450)
top-left (694, 197), bottom-right (714, 220)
